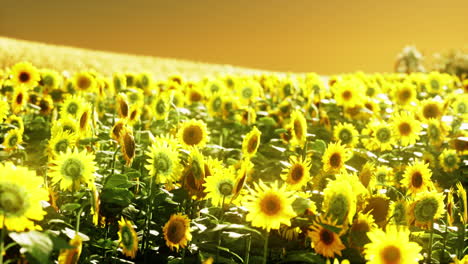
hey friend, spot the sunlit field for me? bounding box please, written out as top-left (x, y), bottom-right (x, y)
top-left (0, 38), bottom-right (467, 264)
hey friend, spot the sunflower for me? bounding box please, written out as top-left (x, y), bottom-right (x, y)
top-left (242, 126), bottom-right (261, 158)
top-left (391, 111), bottom-right (421, 146)
top-left (207, 92), bottom-right (224, 117)
top-left (231, 158), bottom-right (253, 201)
top-left (73, 71), bottom-right (97, 93)
top-left (0, 98), bottom-right (10, 121)
top-left (419, 99), bottom-right (444, 121)
top-left (2, 128), bottom-right (23, 151)
top-left (48, 130), bottom-right (78, 158)
top-left (333, 122), bottom-right (359, 148)
top-left (457, 182), bottom-right (467, 224)
top-left (425, 118), bottom-right (449, 146)
top-left (60, 95), bottom-right (85, 118)
top-left (333, 78), bottom-right (365, 108)
top-left (203, 166), bottom-right (236, 206)
top-left (363, 194), bottom-right (390, 228)
top-left (152, 93), bottom-right (170, 120)
top-left (119, 129), bottom-right (136, 166)
top-left (237, 79), bottom-right (260, 105)
top-left (51, 116), bottom-right (79, 137)
top-left (10, 62), bottom-right (40, 88)
top-left (322, 178), bottom-right (357, 225)
top-left (322, 141), bottom-right (350, 173)
top-left (185, 147), bottom-right (206, 190)
top-left (400, 160), bottom-right (434, 195)
top-left (127, 104), bottom-right (142, 126)
top-left (163, 214), bottom-right (192, 252)
top-left (113, 72), bottom-right (127, 92)
top-left (392, 81), bottom-right (416, 106)
top-left (450, 131), bottom-right (468, 155)
top-left (451, 94), bottom-right (468, 118)
top-left (58, 235), bottom-right (83, 264)
top-left (359, 162), bottom-right (375, 189)
top-left (77, 103), bottom-right (93, 137)
top-left (145, 137), bottom-right (181, 184)
top-left (374, 165), bottom-right (394, 189)
top-left (40, 69), bottom-right (61, 92)
top-left (439, 148), bottom-right (460, 172)
top-left (278, 225), bottom-right (301, 241)
top-left (118, 217), bottom-right (138, 259)
top-left (388, 199), bottom-right (408, 226)
top-left (362, 121), bottom-right (395, 152)
top-left (49, 148), bottom-right (97, 191)
top-left (289, 110), bottom-right (307, 147)
top-left (137, 72), bottom-right (153, 91)
top-left (426, 71), bottom-right (445, 94)
top-left (110, 119), bottom-right (127, 141)
top-left (244, 180), bottom-right (296, 231)
top-left (308, 216), bottom-right (346, 258)
top-left (186, 84), bottom-right (204, 104)
top-left (116, 93), bottom-right (129, 119)
top-left (363, 226), bottom-right (422, 264)
top-left (178, 119), bottom-right (208, 149)
top-left (408, 190), bottom-right (445, 228)
top-left (349, 212), bottom-right (377, 249)
top-left (280, 155), bottom-right (312, 190)
top-left (0, 162), bottom-right (48, 231)
top-left (11, 85), bottom-right (28, 114)
top-left (38, 95), bottom-right (54, 115)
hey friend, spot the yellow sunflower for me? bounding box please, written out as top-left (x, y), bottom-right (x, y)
top-left (203, 166), bottom-right (236, 206)
top-left (163, 214), bottom-right (192, 252)
top-left (237, 79), bottom-right (260, 105)
top-left (359, 162), bottom-right (375, 189)
top-left (60, 95), bottom-right (85, 118)
top-left (49, 148), bottom-right (97, 191)
top-left (333, 78), bottom-right (365, 108)
top-left (119, 128), bottom-right (136, 167)
top-left (152, 93), bottom-right (170, 120)
top-left (110, 119), bottom-right (127, 142)
top-left (308, 216), bottom-right (346, 258)
top-left (243, 180), bottom-right (296, 231)
top-left (322, 177), bottom-right (357, 225)
top-left (363, 194), bottom-right (390, 228)
top-left (451, 94), bottom-right (468, 118)
top-left (38, 95), bottom-right (54, 115)
top-left (0, 162), bottom-right (48, 231)
top-left (289, 109), bottom-right (307, 147)
top-left (73, 71), bottom-right (97, 93)
top-left (349, 212), bottom-right (378, 249)
top-left (373, 165), bottom-right (394, 189)
top-left (439, 148), bottom-right (460, 172)
top-left (178, 119), bottom-right (208, 149)
top-left (10, 62), bottom-right (40, 88)
top-left (118, 217), bottom-right (138, 259)
top-left (419, 99), bottom-right (444, 121)
top-left (2, 128), bottom-right (23, 151)
top-left (408, 190), bottom-right (445, 228)
top-left (145, 137), bottom-right (181, 184)
top-left (51, 116), bottom-right (80, 137)
top-left (281, 155), bottom-right (312, 190)
top-left (127, 104), bottom-right (142, 126)
top-left (457, 182), bottom-right (467, 224)
top-left (364, 226), bottom-right (422, 264)
top-left (231, 158), bottom-right (254, 202)
top-left (0, 98), bottom-right (10, 121)
top-left (40, 69), bottom-right (62, 92)
top-left (391, 111), bottom-right (421, 146)
top-left (207, 92), bottom-right (224, 117)
top-left (241, 126), bottom-right (261, 158)
top-left (58, 235), bottom-right (83, 264)
top-left (137, 72), bottom-right (153, 91)
top-left (425, 118), bottom-right (449, 146)
top-left (333, 122), bottom-right (359, 148)
top-left (48, 130), bottom-right (78, 158)
top-left (388, 199), bottom-right (408, 226)
top-left (11, 85), bottom-right (28, 114)
top-left (400, 160), bottom-right (434, 195)
top-left (77, 103), bottom-right (93, 137)
top-left (322, 141), bottom-right (350, 173)
top-left (116, 93), bottom-right (130, 119)
top-left (113, 72), bottom-right (127, 92)
top-left (362, 121), bottom-right (395, 152)
top-left (392, 81), bottom-right (416, 106)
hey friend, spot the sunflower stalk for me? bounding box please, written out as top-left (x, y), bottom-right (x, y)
top-left (142, 177), bottom-right (154, 253)
top-left (244, 234), bottom-right (251, 264)
top-left (263, 230), bottom-right (270, 264)
top-left (0, 218), bottom-right (4, 264)
top-left (427, 220), bottom-right (434, 264)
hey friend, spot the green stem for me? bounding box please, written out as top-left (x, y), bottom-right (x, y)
top-left (1, 218), bottom-right (5, 264)
top-left (244, 234), bottom-right (251, 264)
top-left (263, 230), bottom-right (270, 264)
top-left (76, 206), bottom-right (85, 233)
top-left (428, 220), bottom-right (434, 264)
top-left (440, 223), bottom-right (448, 264)
top-left (143, 178), bottom-right (154, 252)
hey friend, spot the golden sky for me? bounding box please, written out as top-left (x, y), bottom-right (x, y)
top-left (1, 0), bottom-right (467, 74)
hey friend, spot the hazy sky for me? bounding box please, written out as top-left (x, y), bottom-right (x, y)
top-left (1, 0), bottom-right (467, 74)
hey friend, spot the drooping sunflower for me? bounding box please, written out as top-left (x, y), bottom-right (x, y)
top-left (118, 217), bottom-right (138, 259)
top-left (0, 162), bottom-right (49, 231)
top-left (11, 85), bottom-right (29, 114)
top-left (77, 103), bottom-right (93, 137)
top-left (73, 71), bottom-right (97, 93)
top-left (349, 212), bottom-right (378, 249)
top-left (363, 225), bottom-right (422, 264)
top-left (242, 126), bottom-right (261, 158)
top-left (2, 128), bottom-right (23, 151)
top-left (58, 235), bottom-right (83, 264)
top-left (60, 95), bottom-right (85, 118)
top-left (48, 130), bottom-right (78, 158)
top-left (203, 166), bottom-right (236, 206)
top-left (49, 148), bottom-right (97, 191)
top-left (419, 99), bottom-right (444, 121)
top-left (0, 98), bottom-right (10, 121)
top-left (244, 180), bottom-right (296, 231)
top-left (145, 137), bottom-right (181, 184)
top-left (116, 93), bottom-right (130, 119)
top-left (322, 178), bottom-right (357, 225)
top-left (231, 158), bottom-right (254, 201)
top-left (178, 119), bottom-right (208, 149)
top-left (10, 62), bottom-right (40, 88)
top-left (438, 148), bottom-right (460, 172)
top-left (110, 119), bottom-right (127, 141)
top-left (322, 141), bottom-right (350, 173)
top-left (408, 190), bottom-right (445, 228)
top-left (289, 109), bottom-right (307, 147)
top-left (400, 160), bottom-right (434, 195)
top-left (391, 111), bottom-right (421, 146)
top-left (308, 216), bottom-right (346, 258)
top-left (333, 122), bottom-right (359, 148)
top-left (280, 155), bottom-right (312, 190)
top-left (363, 194), bottom-right (390, 228)
top-left (163, 214), bottom-right (192, 252)
top-left (119, 128), bottom-right (136, 166)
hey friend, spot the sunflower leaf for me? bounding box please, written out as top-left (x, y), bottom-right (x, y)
top-left (9, 231), bottom-right (53, 264)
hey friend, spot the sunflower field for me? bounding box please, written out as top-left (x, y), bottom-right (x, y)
top-left (0, 61), bottom-right (467, 264)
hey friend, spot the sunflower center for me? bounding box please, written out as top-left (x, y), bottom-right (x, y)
top-left (8, 135), bottom-right (18, 147)
top-left (130, 109), bottom-right (137, 121)
top-left (293, 120), bottom-right (303, 140)
top-left (328, 194), bottom-right (349, 223)
top-left (168, 220), bottom-right (185, 243)
top-left (430, 79), bottom-right (439, 91)
top-left (381, 245), bottom-right (401, 264)
top-left (342, 90), bottom-right (352, 101)
top-left (112, 123), bottom-right (124, 139)
top-left (219, 182), bottom-right (233, 196)
top-left (19, 72), bottom-right (31, 83)
top-left (290, 164), bottom-right (304, 183)
top-left (67, 102), bottom-right (79, 115)
top-left (329, 153), bottom-right (342, 168)
top-left (376, 128), bottom-right (391, 143)
top-left (190, 91), bottom-right (202, 102)
top-left (260, 194), bottom-right (282, 216)
top-left (376, 172), bottom-right (387, 184)
top-left (242, 87), bottom-right (253, 98)
top-left (77, 76), bottom-right (91, 90)
top-left (247, 135), bottom-right (259, 154)
top-left (364, 197), bottom-right (389, 224)
top-left (0, 184), bottom-right (27, 216)
top-left (338, 129), bottom-right (352, 144)
top-left (398, 89), bottom-right (411, 102)
top-left (121, 226), bottom-right (133, 248)
top-left (120, 100), bottom-right (128, 117)
top-left (234, 173), bottom-right (247, 195)
top-left (414, 197), bottom-right (438, 222)
top-left (183, 125), bottom-right (203, 146)
top-left (61, 158), bottom-right (84, 180)
top-left (444, 154), bottom-right (457, 167)
top-left (156, 99), bottom-right (166, 114)
top-left (319, 229), bottom-right (335, 245)
top-left (154, 152), bottom-right (172, 175)
top-left (398, 122), bottom-right (411, 136)
top-left (54, 139), bottom-right (69, 154)
top-left (411, 172), bottom-right (423, 188)
top-left (423, 104), bottom-right (440, 119)
top-left (456, 102), bottom-right (466, 114)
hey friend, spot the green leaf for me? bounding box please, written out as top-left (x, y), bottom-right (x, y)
top-left (9, 231), bottom-right (53, 264)
top-left (279, 251), bottom-right (325, 264)
top-left (104, 174), bottom-right (133, 189)
top-left (46, 232), bottom-right (74, 251)
top-left (101, 187), bottom-right (134, 207)
top-left (310, 140), bottom-right (326, 155)
top-left (60, 203), bottom-right (81, 212)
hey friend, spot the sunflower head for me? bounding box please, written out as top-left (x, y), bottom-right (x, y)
top-left (363, 194), bottom-right (390, 228)
top-left (11, 85), bottom-right (29, 114)
top-left (120, 129), bottom-right (136, 167)
top-left (48, 130), bottom-right (78, 158)
top-left (10, 62), bottom-right (40, 88)
top-left (401, 160), bottom-right (433, 195)
top-left (116, 93), bottom-right (129, 119)
top-left (321, 141), bottom-right (350, 173)
top-left (145, 136), bottom-right (181, 184)
top-left (203, 166), bottom-right (236, 206)
top-left (388, 199), bottom-right (408, 226)
top-left (409, 190), bottom-right (445, 228)
top-left (323, 178), bottom-right (357, 225)
top-left (58, 235), bottom-right (83, 264)
top-left (118, 217), bottom-right (138, 258)
top-left (333, 78), bottom-right (365, 108)
top-left (290, 110), bottom-right (307, 147)
top-left (2, 128), bottom-right (23, 151)
top-left (163, 214), bottom-right (192, 252)
top-left (391, 111), bottom-right (421, 146)
top-left (420, 99), bottom-right (444, 121)
top-left (392, 81), bottom-right (416, 106)
top-left (242, 126), bottom-right (262, 158)
top-left (349, 212), bottom-right (377, 250)
top-left (178, 119), bottom-right (208, 149)
top-left (73, 71), bottom-right (97, 92)
top-left (439, 148), bottom-right (460, 172)
top-left (60, 95), bottom-right (85, 118)
top-left (308, 216), bottom-right (346, 258)
top-left (333, 122), bottom-right (359, 147)
top-left (280, 155), bottom-right (312, 190)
